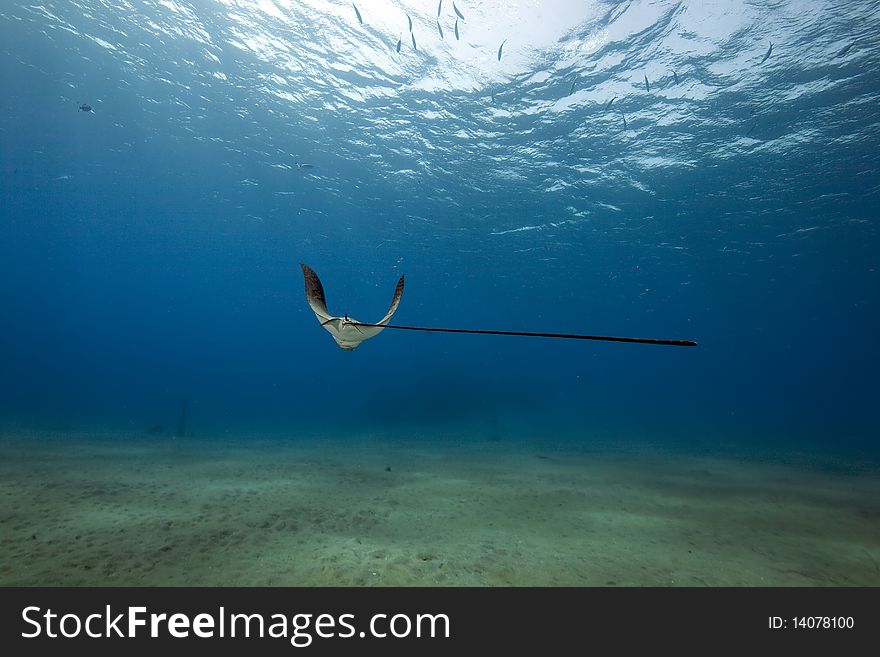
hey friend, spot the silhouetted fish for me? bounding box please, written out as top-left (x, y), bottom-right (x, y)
top-left (672, 70), bottom-right (679, 84)
top-left (645, 74), bottom-right (650, 92)
top-left (622, 114), bottom-right (627, 130)
top-left (453, 2), bottom-right (465, 20)
top-left (437, 21), bottom-right (443, 39)
top-left (396, 37), bottom-right (402, 53)
top-left (438, 0), bottom-right (443, 17)
top-left (352, 3), bottom-right (362, 25)
top-left (454, 19), bottom-right (459, 40)
top-left (569, 80), bottom-right (576, 96)
top-left (412, 33), bottom-right (417, 50)
top-left (760, 41), bottom-right (773, 64)
top-left (836, 42), bottom-right (854, 57)
top-left (497, 39), bottom-right (507, 61)
top-left (407, 14), bottom-right (412, 32)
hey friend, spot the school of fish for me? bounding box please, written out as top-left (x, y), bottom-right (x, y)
top-left (345, 4), bottom-right (817, 135)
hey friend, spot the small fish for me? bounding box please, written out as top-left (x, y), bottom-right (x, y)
top-left (352, 3), bottom-right (362, 25)
top-left (497, 39), bottom-right (507, 61)
top-left (438, 0), bottom-right (443, 18)
top-left (454, 19), bottom-right (459, 40)
top-left (672, 70), bottom-right (679, 84)
top-left (622, 114), bottom-right (627, 130)
top-left (407, 14), bottom-right (412, 32)
top-left (759, 41), bottom-right (773, 64)
top-left (836, 42), bottom-right (854, 58)
top-left (645, 74), bottom-right (650, 92)
top-left (453, 2), bottom-right (465, 20)
top-left (412, 33), bottom-right (417, 50)
top-left (396, 37), bottom-right (401, 53)
top-left (607, 96), bottom-right (616, 109)
top-left (437, 21), bottom-right (443, 39)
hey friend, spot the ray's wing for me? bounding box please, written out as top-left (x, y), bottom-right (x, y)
top-left (336, 276), bottom-right (403, 349)
top-left (342, 274), bottom-right (404, 344)
top-left (376, 274), bottom-right (405, 325)
top-left (300, 263), bottom-right (334, 323)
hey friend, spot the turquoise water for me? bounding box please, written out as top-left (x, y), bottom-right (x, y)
top-left (1, 0), bottom-right (878, 452)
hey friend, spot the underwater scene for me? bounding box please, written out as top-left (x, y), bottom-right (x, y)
top-left (1, 0), bottom-right (878, 586)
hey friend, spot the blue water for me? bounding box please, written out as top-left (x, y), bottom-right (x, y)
top-left (1, 0), bottom-right (878, 451)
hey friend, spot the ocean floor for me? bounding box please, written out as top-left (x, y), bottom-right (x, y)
top-left (0, 432), bottom-right (878, 586)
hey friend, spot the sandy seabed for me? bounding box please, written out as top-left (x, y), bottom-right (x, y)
top-left (1, 432), bottom-right (878, 586)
